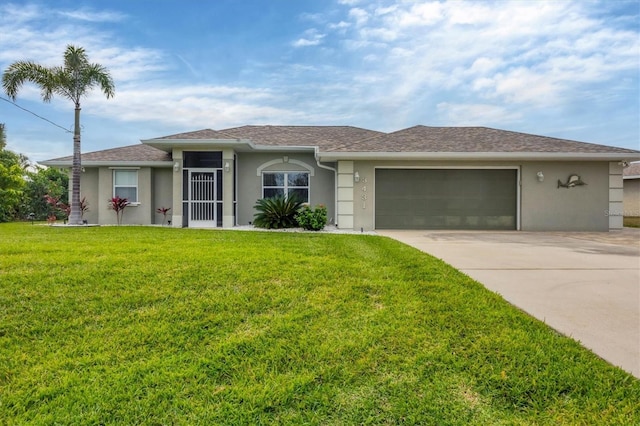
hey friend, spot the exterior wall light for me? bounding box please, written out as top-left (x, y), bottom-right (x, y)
top-left (537, 171), bottom-right (544, 182)
top-left (173, 161), bottom-right (180, 173)
top-left (224, 161), bottom-right (230, 173)
top-left (283, 156), bottom-right (289, 163)
top-left (354, 171), bottom-right (360, 183)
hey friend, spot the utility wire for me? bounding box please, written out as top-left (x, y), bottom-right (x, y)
top-left (0, 96), bottom-right (72, 133)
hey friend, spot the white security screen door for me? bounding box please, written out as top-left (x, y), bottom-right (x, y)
top-left (189, 170), bottom-right (218, 228)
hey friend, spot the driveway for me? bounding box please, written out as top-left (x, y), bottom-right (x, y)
top-left (377, 229), bottom-right (640, 378)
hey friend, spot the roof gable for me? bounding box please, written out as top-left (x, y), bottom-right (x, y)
top-left (44, 144), bottom-right (171, 164)
top-left (216, 125), bottom-right (385, 150)
top-left (338, 126), bottom-right (639, 154)
top-left (156, 128), bottom-right (238, 140)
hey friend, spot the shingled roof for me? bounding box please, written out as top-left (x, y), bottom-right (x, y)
top-left (156, 129), bottom-right (238, 140)
top-left (153, 125), bottom-right (638, 154)
top-left (43, 125), bottom-right (639, 166)
top-left (44, 144), bottom-right (171, 164)
top-left (337, 126), bottom-right (639, 154)
top-left (156, 125), bottom-right (384, 150)
top-left (624, 162), bottom-right (640, 178)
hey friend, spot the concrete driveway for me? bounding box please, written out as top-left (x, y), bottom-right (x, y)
top-left (378, 229), bottom-right (640, 378)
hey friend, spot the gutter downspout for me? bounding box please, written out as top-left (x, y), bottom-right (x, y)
top-left (314, 147), bottom-right (338, 227)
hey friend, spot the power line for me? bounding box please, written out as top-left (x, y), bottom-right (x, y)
top-left (0, 96), bottom-right (72, 133)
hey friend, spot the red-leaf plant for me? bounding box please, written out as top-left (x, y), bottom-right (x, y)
top-left (156, 206), bottom-right (171, 226)
top-left (108, 196), bottom-right (130, 225)
top-left (45, 194), bottom-right (89, 223)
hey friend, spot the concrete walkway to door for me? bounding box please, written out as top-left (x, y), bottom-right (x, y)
top-left (377, 229), bottom-right (640, 378)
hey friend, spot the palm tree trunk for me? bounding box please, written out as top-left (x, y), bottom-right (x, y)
top-left (69, 105), bottom-right (83, 225)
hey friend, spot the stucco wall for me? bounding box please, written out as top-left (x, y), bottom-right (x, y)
top-left (346, 160), bottom-right (612, 232)
top-left (75, 168), bottom-right (99, 224)
top-left (235, 152), bottom-right (335, 226)
top-left (623, 179), bottom-right (640, 217)
top-left (95, 167), bottom-right (153, 225)
top-left (520, 162), bottom-right (609, 231)
top-left (152, 168), bottom-right (174, 224)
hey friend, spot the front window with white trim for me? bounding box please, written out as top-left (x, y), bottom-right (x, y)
top-left (113, 169), bottom-right (138, 203)
top-left (263, 172), bottom-right (309, 202)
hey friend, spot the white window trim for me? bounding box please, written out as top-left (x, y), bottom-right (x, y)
top-left (256, 159), bottom-right (315, 176)
top-left (113, 169), bottom-right (140, 205)
top-left (262, 171), bottom-right (310, 203)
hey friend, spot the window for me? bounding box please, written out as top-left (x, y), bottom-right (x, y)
top-left (114, 169), bottom-right (138, 203)
top-left (263, 172), bottom-right (309, 202)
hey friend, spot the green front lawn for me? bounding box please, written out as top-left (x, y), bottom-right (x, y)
top-left (624, 216), bottom-right (640, 228)
top-left (1, 223), bottom-right (638, 424)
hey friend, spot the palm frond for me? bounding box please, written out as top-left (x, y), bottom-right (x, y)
top-left (253, 194), bottom-right (303, 229)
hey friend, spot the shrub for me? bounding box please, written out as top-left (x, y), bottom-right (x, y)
top-left (253, 195), bottom-right (303, 229)
top-left (296, 204), bottom-right (328, 231)
top-left (108, 196), bottom-right (129, 225)
top-left (45, 194), bottom-right (89, 221)
top-left (156, 206), bottom-right (171, 226)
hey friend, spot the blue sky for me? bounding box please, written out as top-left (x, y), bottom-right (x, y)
top-left (0, 0), bottom-right (638, 163)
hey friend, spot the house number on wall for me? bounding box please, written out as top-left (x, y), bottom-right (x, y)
top-left (361, 182), bottom-right (367, 209)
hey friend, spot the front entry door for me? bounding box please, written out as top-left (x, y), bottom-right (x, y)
top-left (188, 170), bottom-right (219, 228)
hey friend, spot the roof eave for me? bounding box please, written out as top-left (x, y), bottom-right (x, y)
top-left (141, 138), bottom-right (253, 152)
top-left (142, 138), bottom-right (318, 153)
top-left (316, 151), bottom-right (640, 162)
top-left (39, 160), bottom-right (172, 168)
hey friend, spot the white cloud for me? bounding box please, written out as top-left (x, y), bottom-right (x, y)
top-left (324, 0), bottom-right (639, 116)
top-left (292, 29), bottom-right (326, 47)
top-left (436, 102), bottom-right (522, 125)
top-left (57, 8), bottom-right (126, 22)
top-left (328, 21), bottom-right (350, 31)
top-left (348, 8), bottom-right (369, 27)
top-left (1, 0), bottom-right (638, 160)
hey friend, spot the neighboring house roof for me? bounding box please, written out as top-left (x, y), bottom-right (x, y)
top-left (41, 125), bottom-right (640, 166)
top-left (624, 162), bottom-right (640, 179)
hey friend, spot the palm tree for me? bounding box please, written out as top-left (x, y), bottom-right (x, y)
top-left (2, 45), bottom-right (114, 225)
top-left (0, 123), bottom-right (6, 149)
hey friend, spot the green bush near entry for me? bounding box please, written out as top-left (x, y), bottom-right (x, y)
top-left (253, 194), bottom-right (303, 229)
top-left (296, 203), bottom-right (328, 231)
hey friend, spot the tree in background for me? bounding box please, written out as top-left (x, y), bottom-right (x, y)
top-left (21, 166), bottom-right (69, 220)
top-left (0, 123), bottom-right (6, 149)
top-left (2, 45), bottom-right (114, 225)
top-left (0, 147), bottom-right (26, 222)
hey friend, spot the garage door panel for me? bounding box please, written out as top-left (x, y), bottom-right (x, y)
top-left (375, 169), bottom-right (517, 230)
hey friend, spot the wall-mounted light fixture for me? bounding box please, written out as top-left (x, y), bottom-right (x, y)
top-left (283, 156), bottom-right (289, 163)
top-left (536, 171), bottom-right (544, 182)
top-left (224, 161), bottom-right (230, 173)
top-left (173, 161), bottom-right (180, 173)
top-left (354, 171), bottom-right (360, 183)
top-left (619, 161), bottom-right (629, 168)
top-left (81, 167), bottom-right (86, 173)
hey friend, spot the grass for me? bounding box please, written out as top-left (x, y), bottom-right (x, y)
top-left (624, 216), bottom-right (640, 228)
top-left (1, 223), bottom-right (638, 425)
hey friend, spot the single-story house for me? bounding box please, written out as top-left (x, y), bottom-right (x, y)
top-left (41, 125), bottom-right (640, 231)
top-left (623, 162), bottom-right (640, 218)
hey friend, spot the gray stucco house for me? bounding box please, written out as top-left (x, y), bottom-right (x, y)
top-left (623, 162), bottom-right (640, 218)
top-left (41, 125), bottom-right (640, 231)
